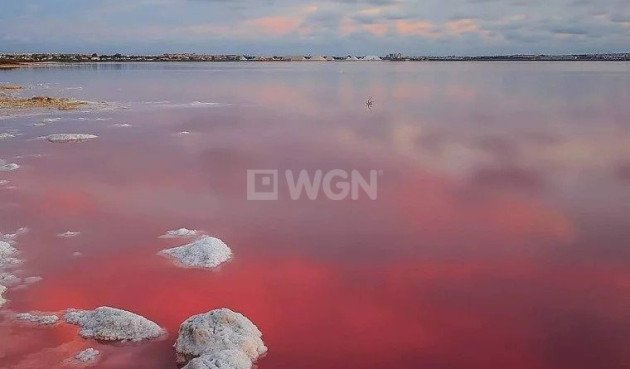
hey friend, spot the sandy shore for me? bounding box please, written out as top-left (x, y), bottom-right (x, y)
top-left (0, 94), bottom-right (87, 111)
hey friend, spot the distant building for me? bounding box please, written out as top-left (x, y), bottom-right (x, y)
top-left (362, 55), bottom-right (382, 61)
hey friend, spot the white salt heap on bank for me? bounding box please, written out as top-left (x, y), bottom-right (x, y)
top-left (160, 228), bottom-right (199, 238)
top-left (46, 134), bottom-right (98, 143)
top-left (63, 306), bottom-right (164, 342)
top-left (159, 236), bottom-right (232, 269)
top-left (16, 312), bottom-right (59, 325)
top-left (175, 308), bottom-right (267, 369)
top-left (73, 348), bottom-right (100, 363)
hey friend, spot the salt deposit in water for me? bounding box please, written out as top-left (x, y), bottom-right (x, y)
top-left (24, 276), bottom-right (43, 285)
top-left (63, 306), bottom-right (165, 342)
top-left (0, 285), bottom-right (6, 307)
top-left (175, 308), bottom-right (267, 367)
top-left (16, 312), bottom-right (60, 325)
top-left (0, 162), bottom-right (19, 172)
top-left (159, 236), bottom-right (232, 269)
top-left (159, 228), bottom-right (199, 238)
top-left (46, 134), bottom-right (98, 143)
top-left (73, 348), bottom-right (100, 364)
top-left (182, 350), bottom-right (253, 369)
top-left (0, 272), bottom-right (21, 287)
top-left (58, 231), bottom-right (81, 238)
top-left (0, 240), bottom-right (20, 265)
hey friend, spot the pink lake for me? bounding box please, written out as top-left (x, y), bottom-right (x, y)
top-left (0, 62), bottom-right (629, 369)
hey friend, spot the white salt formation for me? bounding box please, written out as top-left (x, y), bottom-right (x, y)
top-left (0, 162), bottom-right (19, 171)
top-left (183, 350), bottom-right (253, 369)
top-left (16, 312), bottom-right (59, 325)
top-left (175, 308), bottom-right (267, 368)
top-left (0, 240), bottom-right (20, 265)
top-left (58, 231), bottom-right (81, 238)
top-left (160, 228), bottom-right (199, 238)
top-left (73, 348), bottom-right (100, 363)
top-left (0, 272), bottom-right (21, 286)
top-left (46, 134), bottom-right (98, 143)
top-left (24, 276), bottom-right (43, 284)
top-left (63, 306), bottom-right (164, 342)
top-left (2, 227), bottom-right (29, 241)
top-left (159, 236), bottom-right (232, 269)
top-left (0, 285), bottom-right (6, 307)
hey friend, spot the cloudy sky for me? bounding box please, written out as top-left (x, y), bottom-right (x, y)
top-left (1, 0), bottom-right (629, 55)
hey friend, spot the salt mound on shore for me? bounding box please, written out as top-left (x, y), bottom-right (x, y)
top-left (159, 236), bottom-right (232, 269)
top-left (46, 134), bottom-right (98, 143)
top-left (16, 312), bottom-right (59, 325)
top-left (160, 228), bottom-right (199, 238)
top-left (174, 308), bottom-right (267, 367)
top-left (63, 306), bottom-right (164, 342)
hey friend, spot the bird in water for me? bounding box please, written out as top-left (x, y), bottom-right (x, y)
top-left (366, 97), bottom-right (374, 111)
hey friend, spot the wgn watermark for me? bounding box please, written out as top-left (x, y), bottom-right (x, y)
top-left (247, 169), bottom-right (380, 201)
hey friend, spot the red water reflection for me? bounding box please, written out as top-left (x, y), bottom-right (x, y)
top-left (1, 63), bottom-right (629, 369)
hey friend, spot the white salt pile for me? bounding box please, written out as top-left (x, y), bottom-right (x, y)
top-left (2, 227), bottom-right (29, 241)
top-left (159, 228), bottom-right (199, 238)
top-left (58, 231), bottom-right (81, 238)
top-left (175, 308), bottom-right (267, 369)
top-left (0, 285), bottom-right (6, 307)
top-left (16, 312), bottom-right (59, 325)
top-left (0, 272), bottom-right (21, 287)
top-left (0, 161), bottom-right (19, 171)
top-left (159, 236), bottom-right (232, 269)
top-left (111, 123), bottom-right (132, 128)
top-left (73, 348), bottom-right (100, 363)
top-left (0, 241), bottom-right (20, 266)
top-left (183, 350), bottom-right (253, 369)
top-left (0, 133), bottom-right (15, 140)
top-left (63, 306), bottom-right (165, 342)
top-left (46, 134), bottom-right (98, 143)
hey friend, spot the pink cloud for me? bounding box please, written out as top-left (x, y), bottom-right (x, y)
top-left (395, 20), bottom-right (442, 38)
top-left (245, 16), bottom-right (301, 36)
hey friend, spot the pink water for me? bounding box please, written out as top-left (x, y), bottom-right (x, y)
top-left (0, 62), bottom-right (629, 369)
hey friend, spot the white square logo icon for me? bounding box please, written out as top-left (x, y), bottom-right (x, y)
top-left (247, 170), bottom-right (278, 200)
